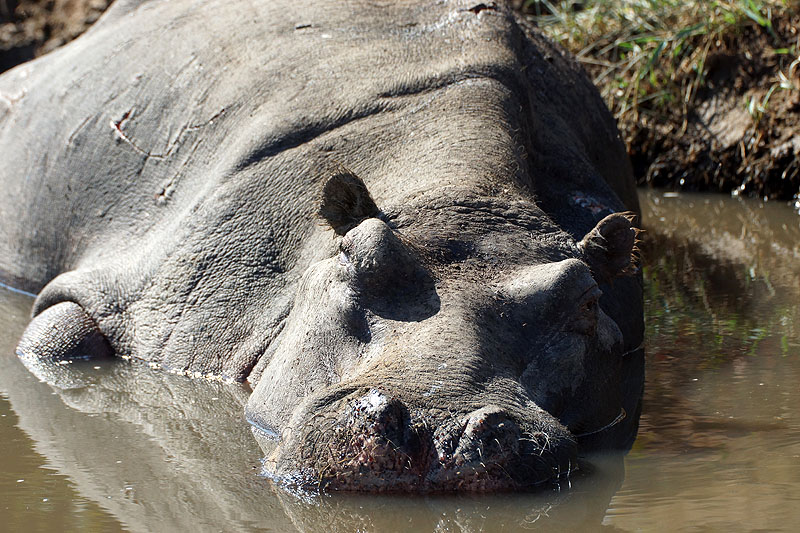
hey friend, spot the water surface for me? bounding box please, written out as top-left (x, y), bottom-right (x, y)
top-left (1, 190), bottom-right (799, 531)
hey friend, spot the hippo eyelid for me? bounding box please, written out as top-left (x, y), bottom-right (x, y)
top-left (567, 284), bottom-right (602, 336)
top-left (578, 284), bottom-right (602, 308)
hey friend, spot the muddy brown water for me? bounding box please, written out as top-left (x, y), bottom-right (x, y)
top-left (1, 190), bottom-right (799, 532)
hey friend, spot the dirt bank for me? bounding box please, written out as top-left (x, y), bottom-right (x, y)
top-left (522, 0), bottom-right (800, 205)
top-left (619, 15), bottom-right (800, 202)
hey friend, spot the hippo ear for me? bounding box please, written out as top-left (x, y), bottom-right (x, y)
top-left (318, 168), bottom-right (381, 235)
top-left (578, 212), bottom-right (641, 282)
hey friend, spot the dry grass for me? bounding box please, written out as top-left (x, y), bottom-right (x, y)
top-left (525, 0), bottom-right (800, 124)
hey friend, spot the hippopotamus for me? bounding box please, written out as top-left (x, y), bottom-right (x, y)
top-left (0, 0), bottom-right (644, 491)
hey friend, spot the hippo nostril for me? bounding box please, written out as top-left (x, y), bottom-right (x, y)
top-left (455, 406), bottom-right (521, 466)
top-left (347, 389), bottom-right (410, 446)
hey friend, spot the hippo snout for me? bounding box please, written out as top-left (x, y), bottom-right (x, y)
top-left (261, 389), bottom-right (576, 492)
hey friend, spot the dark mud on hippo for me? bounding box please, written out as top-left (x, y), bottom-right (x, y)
top-left (0, 0), bottom-right (644, 492)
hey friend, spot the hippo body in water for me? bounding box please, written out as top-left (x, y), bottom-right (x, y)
top-left (0, 0), bottom-right (644, 491)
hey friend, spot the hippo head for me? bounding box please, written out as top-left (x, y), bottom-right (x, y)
top-left (245, 171), bottom-right (642, 492)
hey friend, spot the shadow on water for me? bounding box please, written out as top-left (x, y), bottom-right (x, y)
top-left (1, 189), bottom-right (800, 531)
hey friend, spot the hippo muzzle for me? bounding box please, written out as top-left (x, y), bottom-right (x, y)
top-left (251, 388), bottom-right (576, 492)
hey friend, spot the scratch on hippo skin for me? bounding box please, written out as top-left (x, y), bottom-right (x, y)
top-left (0, 88), bottom-right (26, 111)
top-left (155, 138), bottom-right (203, 206)
top-left (110, 108), bottom-right (149, 155)
top-left (463, 3), bottom-right (499, 15)
top-left (110, 107), bottom-right (226, 160)
top-left (186, 107), bottom-right (226, 132)
top-left (66, 114), bottom-right (95, 146)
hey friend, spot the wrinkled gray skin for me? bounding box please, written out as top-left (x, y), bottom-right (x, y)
top-left (0, 0), bottom-right (644, 491)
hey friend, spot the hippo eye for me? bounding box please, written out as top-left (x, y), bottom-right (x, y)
top-left (570, 285), bottom-right (602, 336)
top-left (580, 295), bottom-right (598, 314)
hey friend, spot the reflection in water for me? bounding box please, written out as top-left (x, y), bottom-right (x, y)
top-left (608, 191), bottom-right (800, 531)
top-left (0, 292), bottom-right (125, 533)
top-left (637, 190), bottom-right (800, 457)
top-left (275, 459), bottom-right (622, 533)
top-left (0, 190), bottom-right (799, 531)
